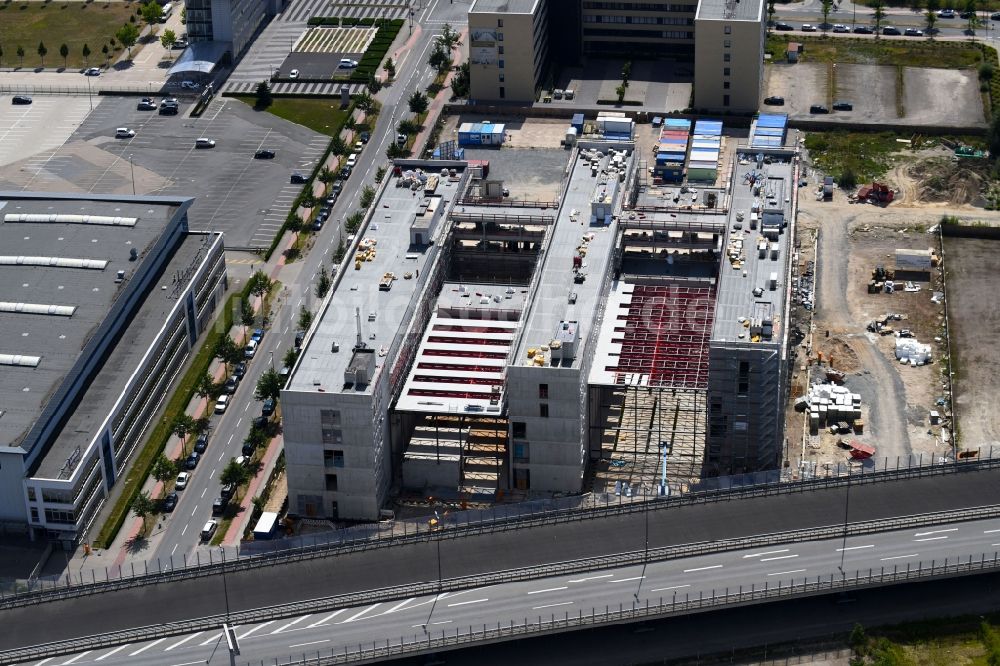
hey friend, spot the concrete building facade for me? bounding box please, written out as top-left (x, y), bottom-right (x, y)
top-left (693, 0), bottom-right (765, 112)
top-left (185, 0), bottom-right (271, 61)
top-left (469, 0), bottom-right (549, 102)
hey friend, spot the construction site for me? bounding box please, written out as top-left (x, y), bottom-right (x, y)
top-left (283, 113), bottom-right (801, 521)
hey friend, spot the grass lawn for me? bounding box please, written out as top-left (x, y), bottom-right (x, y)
top-left (233, 95), bottom-right (351, 137)
top-left (804, 131), bottom-right (905, 183)
top-left (767, 34), bottom-right (984, 69)
top-left (0, 1), bottom-right (140, 70)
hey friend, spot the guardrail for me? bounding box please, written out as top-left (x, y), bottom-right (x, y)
top-left (4, 452), bottom-right (1000, 607)
top-left (2, 504), bottom-right (999, 663)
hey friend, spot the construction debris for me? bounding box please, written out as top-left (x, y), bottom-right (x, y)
top-left (805, 382), bottom-right (863, 435)
top-left (895, 338), bottom-right (932, 366)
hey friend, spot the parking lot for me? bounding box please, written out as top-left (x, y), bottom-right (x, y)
top-left (0, 95), bottom-right (96, 168)
top-left (0, 96), bottom-right (329, 248)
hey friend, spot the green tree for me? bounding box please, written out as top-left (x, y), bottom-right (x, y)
top-left (398, 118), bottom-right (421, 135)
top-left (621, 60), bottom-right (632, 85)
top-left (132, 491), bottom-right (157, 533)
top-left (330, 136), bottom-right (350, 157)
top-left (355, 90), bottom-right (376, 113)
top-left (151, 454), bottom-right (177, 498)
top-left (966, 0), bottom-right (978, 35)
top-left (820, 0), bottom-right (832, 30)
top-left (871, 0), bottom-right (886, 35)
top-left (428, 43), bottom-right (451, 73)
top-left (375, 166), bottom-right (386, 183)
top-left (767, 0), bottom-right (776, 27)
top-left (82, 43), bottom-right (91, 66)
top-left (220, 459), bottom-right (249, 498)
top-left (837, 166), bottom-right (857, 190)
top-left (101, 44), bottom-right (109, 64)
top-left (140, 1), bottom-right (163, 31)
top-left (317, 165), bottom-right (335, 186)
top-left (161, 29), bottom-right (176, 53)
top-left (59, 43), bottom-right (68, 68)
top-left (37, 41), bottom-right (47, 67)
top-left (172, 413), bottom-right (196, 453)
top-left (366, 72), bottom-right (382, 94)
top-left (283, 346), bottom-right (300, 370)
top-left (298, 305), bottom-right (314, 331)
top-left (215, 335), bottom-right (242, 371)
top-left (386, 142), bottom-right (410, 159)
top-left (315, 265), bottom-right (331, 298)
top-left (255, 367), bottom-right (283, 402)
top-left (383, 56), bottom-right (396, 80)
top-left (451, 61), bottom-right (470, 98)
top-left (360, 184), bottom-right (376, 208)
top-left (249, 270), bottom-right (272, 309)
top-left (615, 84), bottom-right (626, 103)
top-left (848, 623), bottom-right (867, 653)
top-left (240, 298), bottom-right (255, 340)
top-left (988, 111), bottom-right (1000, 158)
top-left (116, 23), bottom-right (140, 59)
top-left (254, 80), bottom-right (272, 108)
top-left (436, 22), bottom-right (462, 51)
top-left (345, 211), bottom-right (364, 233)
top-left (408, 90), bottom-right (429, 114)
top-left (925, 9), bottom-right (938, 34)
top-left (16, 45), bottom-right (24, 68)
top-left (287, 213), bottom-right (304, 234)
top-left (196, 371), bottom-right (217, 409)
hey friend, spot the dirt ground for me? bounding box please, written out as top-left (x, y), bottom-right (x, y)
top-left (941, 236), bottom-right (1000, 453)
top-left (764, 63), bottom-right (985, 127)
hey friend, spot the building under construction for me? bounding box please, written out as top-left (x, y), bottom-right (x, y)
top-left (283, 128), bottom-right (799, 520)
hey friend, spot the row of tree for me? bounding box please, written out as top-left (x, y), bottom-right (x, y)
top-left (768, 0), bottom-right (982, 35)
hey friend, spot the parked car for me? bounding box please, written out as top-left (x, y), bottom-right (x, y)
top-left (809, 104), bottom-right (830, 114)
top-left (221, 483), bottom-right (237, 500)
top-left (252, 415), bottom-right (269, 430)
top-left (194, 432), bottom-right (209, 454)
top-left (832, 101), bottom-right (853, 111)
top-left (180, 80), bottom-right (200, 90)
top-left (800, 23), bottom-right (817, 31)
top-left (331, 179), bottom-right (344, 195)
top-left (340, 166), bottom-right (352, 179)
top-left (212, 496), bottom-right (229, 515)
top-left (234, 362), bottom-right (247, 379)
top-left (939, 8), bottom-right (956, 17)
top-left (992, 11), bottom-right (1000, 20)
top-left (185, 452), bottom-right (201, 470)
top-left (159, 103), bottom-right (179, 116)
top-left (853, 25), bottom-right (873, 33)
top-left (774, 21), bottom-right (794, 30)
top-left (904, 27), bottom-right (924, 36)
top-left (160, 98), bottom-right (179, 108)
top-left (84, 67), bottom-right (101, 76)
top-left (11, 96), bottom-right (32, 105)
top-left (359, 131), bottom-right (371, 143)
top-left (261, 397), bottom-right (276, 417)
top-left (313, 217), bottom-right (325, 231)
top-left (295, 330), bottom-right (305, 348)
top-left (245, 339), bottom-right (258, 358)
top-left (254, 149), bottom-right (275, 159)
top-left (251, 328), bottom-right (264, 343)
top-left (396, 133), bottom-right (407, 146)
top-left (224, 376), bottom-right (239, 394)
top-left (162, 492), bottom-right (178, 512)
top-left (242, 441), bottom-right (257, 457)
top-left (175, 471), bottom-right (191, 490)
top-left (201, 519), bottom-right (218, 541)
top-left (290, 172), bottom-right (307, 184)
top-left (959, 10), bottom-right (974, 18)
top-left (832, 24), bottom-right (849, 32)
top-left (763, 96), bottom-right (785, 106)
top-left (196, 137), bottom-right (216, 149)
top-left (881, 26), bottom-right (901, 35)
top-left (338, 58), bottom-right (359, 68)
top-left (115, 127), bottom-right (136, 139)
top-left (137, 98), bottom-right (157, 110)
top-left (289, 68), bottom-right (300, 79)
top-left (172, 39), bottom-right (189, 49)
top-left (214, 394), bottom-right (230, 414)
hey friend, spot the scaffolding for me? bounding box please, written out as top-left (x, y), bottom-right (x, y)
top-left (402, 414), bottom-right (508, 498)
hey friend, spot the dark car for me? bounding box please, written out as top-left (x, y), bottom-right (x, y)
top-left (809, 104), bottom-right (830, 114)
top-left (159, 104), bottom-right (179, 116)
top-left (137, 98), bottom-right (157, 110)
top-left (221, 483), bottom-right (237, 500)
top-left (251, 328), bottom-right (264, 343)
top-left (11, 96), bottom-right (32, 105)
top-left (254, 149), bottom-right (276, 159)
top-left (162, 492), bottom-right (178, 512)
top-left (774, 22), bottom-right (794, 31)
top-left (853, 25), bottom-right (873, 33)
top-left (224, 376), bottom-right (239, 394)
top-left (992, 12), bottom-right (1000, 20)
top-left (339, 166), bottom-right (352, 179)
top-left (359, 131), bottom-right (371, 143)
top-left (234, 361), bottom-right (247, 379)
top-left (212, 496), bottom-right (229, 515)
top-left (295, 330), bottom-right (305, 348)
top-left (904, 27), bottom-right (923, 36)
top-left (325, 193), bottom-right (338, 206)
top-left (261, 397), bottom-right (276, 417)
top-left (331, 180), bottom-right (344, 195)
top-left (832, 101), bottom-right (853, 111)
top-left (313, 218), bottom-right (325, 231)
top-left (960, 10), bottom-right (974, 18)
top-left (194, 433), bottom-right (209, 454)
top-left (763, 96), bottom-right (785, 106)
top-left (881, 26), bottom-right (900, 35)
top-left (290, 172), bottom-right (307, 184)
top-left (252, 415), bottom-right (269, 431)
top-left (185, 452), bottom-right (200, 470)
top-left (242, 441), bottom-right (257, 457)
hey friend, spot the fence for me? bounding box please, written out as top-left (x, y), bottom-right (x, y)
top-left (3, 450), bottom-right (1000, 606)
top-left (0, 83), bottom-right (198, 98)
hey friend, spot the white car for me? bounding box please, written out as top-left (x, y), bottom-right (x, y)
top-left (800, 23), bottom-right (817, 31)
top-left (215, 395), bottom-right (230, 414)
top-left (175, 471), bottom-right (191, 490)
top-left (338, 58), bottom-right (359, 69)
top-left (84, 67), bottom-right (101, 76)
top-left (832, 24), bottom-right (849, 32)
top-left (115, 127), bottom-right (135, 138)
top-left (245, 339), bottom-right (258, 358)
top-left (201, 519), bottom-right (218, 541)
top-left (180, 80), bottom-right (200, 90)
top-left (289, 69), bottom-right (300, 79)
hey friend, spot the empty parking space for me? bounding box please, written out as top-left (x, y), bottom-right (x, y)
top-left (0, 95), bottom-right (95, 168)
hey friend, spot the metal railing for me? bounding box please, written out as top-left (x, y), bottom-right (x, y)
top-left (2, 504), bottom-right (999, 663)
top-left (4, 451), bottom-right (1000, 607)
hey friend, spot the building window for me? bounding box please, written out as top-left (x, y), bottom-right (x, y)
top-left (320, 409), bottom-right (341, 426)
top-left (513, 441), bottom-right (530, 463)
top-left (498, 31), bottom-right (504, 40)
top-left (723, 67), bottom-right (731, 76)
top-left (514, 467), bottom-right (530, 490)
top-left (498, 45), bottom-right (504, 54)
top-left (323, 450), bottom-right (345, 468)
top-left (27, 487), bottom-right (35, 501)
top-left (538, 384), bottom-right (549, 399)
top-left (723, 53), bottom-right (731, 62)
top-left (499, 72), bottom-right (505, 82)
top-left (498, 18), bottom-right (503, 27)
top-left (540, 404), bottom-right (549, 418)
top-left (738, 360), bottom-right (749, 395)
top-left (723, 81), bottom-right (730, 89)
top-left (498, 59), bottom-right (504, 69)
top-left (325, 474), bottom-right (338, 491)
top-left (724, 25), bottom-right (732, 34)
top-left (512, 421), bottom-right (527, 438)
top-left (321, 428), bottom-right (342, 444)
top-left (724, 39), bottom-right (731, 47)
top-left (723, 94), bottom-right (731, 107)
top-left (30, 507), bottom-right (38, 522)
top-left (499, 86), bottom-right (505, 98)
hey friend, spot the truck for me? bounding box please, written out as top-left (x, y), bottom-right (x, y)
top-left (252, 511), bottom-right (280, 540)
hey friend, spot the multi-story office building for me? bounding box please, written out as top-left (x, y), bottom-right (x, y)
top-left (693, 0), bottom-right (765, 112)
top-left (0, 193), bottom-right (227, 547)
top-left (185, 0), bottom-right (272, 62)
top-left (468, 0), bottom-right (550, 102)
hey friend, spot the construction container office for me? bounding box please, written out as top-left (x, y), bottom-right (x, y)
top-left (458, 122), bottom-right (507, 146)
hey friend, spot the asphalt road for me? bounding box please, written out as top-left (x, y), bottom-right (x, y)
top-left (18, 514), bottom-right (1000, 665)
top-left (6, 466), bottom-right (1000, 651)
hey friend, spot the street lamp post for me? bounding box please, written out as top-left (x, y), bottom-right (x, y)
top-left (220, 547), bottom-right (231, 623)
top-left (85, 73), bottom-right (93, 111)
top-left (634, 486), bottom-right (650, 602)
top-left (837, 465), bottom-right (852, 579)
top-left (129, 154), bottom-right (136, 195)
top-left (422, 537), bottom-right (443, 632)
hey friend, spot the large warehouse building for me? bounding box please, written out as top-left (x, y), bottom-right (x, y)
top-left (284, 120), bottom-right (798, 521)
top-left (0, 193), bottom-right (227, 547)
top-left (468, 0), bottom-right (765, 111)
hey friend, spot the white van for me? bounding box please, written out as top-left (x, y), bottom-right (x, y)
top-left (346, 153), bottom-right (358, 168)
top-left (161, 3), bottom-right (173, 21)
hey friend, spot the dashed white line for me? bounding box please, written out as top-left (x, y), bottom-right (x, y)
top-left (651, 584), bottom-right (691, 592)
top-left (165, 633), bottom-right (201, 651)
top-left (760, 554), bottom-right (799, 562)
top-left (568, 574), bottom-right (613, 583)
top-left (836, 545), bottom-right (875, 552)
top-left (94, 644), bottom-right (131, 661)
top-left (984, 528), bottom-right (1000, 534)
top-left (683, 565), bottom-right (723, 573)
top-left (170, 543), bottom-right (178, 557)
top-left (191, 507), bottom-right (198, 517)
top-left (914, 528), bottom-right (958, 537)
top-left (289, 640), bottom-right (330, 649)
top-left (767, 569), bottom-right (807, 577)
top-left (881, 553), bottom-right (919, 561)
top-left (237, 621), bottom-right (273, 639)
top-left (60, 651), bottom-right (91, 664)
top-left (528, 586), bottom-right (568, 595)
top-left (201, 488), bottom-right (207, 498)
top-left (198, 633), bottom-right (222, 646)
top-left (339, 604), bottom-right (381, 623)
top-left (447, 598), bottom-right (488, 607)
top-left (129, 638), bottom-right (167, 655)
top-left (609, 576), bottom-right (645, 583)
top-left (533, 601), bottom-right (573, 610)
top-left (742, 549), bottom-right (789, 559)
top-left (271, 615), bottom-right (312, 633)
top-left (382, 598), bottom-right (416, 614)
top-left (308, 610), bottom-right (346, 627)
top-left (432, 620), bottom-right (452, 625)
top-left (166, 661), bottom-right (203, 666)
top-left (181, 524), bottom-right (188, 536)
top-left (914, 536), bottom-right (949, 542)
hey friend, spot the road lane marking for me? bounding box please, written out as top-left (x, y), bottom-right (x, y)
top-left (237, 622), bottom-right (273, 640)
top-left (308, 610), bottom-right (346, 627)
top-left (836, 545), bottom-right (875, 552)
top-left (914, 528), bottom-right (958, 537)
top-left (447, 598), bottom-right (488, 607)
top-left (171, 543), bottom-right (178, 557)
top-left (94, 644), bottom-right (130, 660)
top-left (760, 554), bottom-right (799, 562)
top-left (651, 584), bottom-right (691, 592)
top-left (742, 549), bottom-right (789, 559)
top-left (181, 524), bottom-right (188, 536)
top-left (881, 553), bottom-right (919, 561)
top-left (412, 620), bottom-right (453, 627)
top-left (914, 536), bottom-right (949, 542)
top-left (129, 638), bottom-right (167, 655)
top-left (609, 576), bottom-right (645, 583)
top-left (201, 488), bottom-right (207, 498)
top-left (382, 598), bottom-right (416, 614)
top-left (683, 565), bottom-right (723, 573)
top-left (198, 633), bottom-right (222, 646)
top-left (289, 640), bottom-right (330, 649)
top-left (533, 601), bottom-right (573, 610)
top-left (528, 586), bottom-right (568, 595)
top-left (167, 661), bottom-right (204, 666)
top-left (32, 659), bottom-right (53, 666)
top-left (60, 651), bottom-right (91, 664)
top-left (767, 569), bottom-right (807, 576)
top-left (568, 574), bottom-right (613, 583)
top-left (984, 529), bottom-right (1000, 534)
top-left (339, 604), bottom-right (381, 623)
top-left (191, 507), bottom-right (198, 517)
top-left (271, 615), bottom-right (312, 633)
top-left (164, 632), bottom-right (201, 650)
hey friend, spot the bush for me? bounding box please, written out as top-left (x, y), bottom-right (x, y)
top-left (837, 167), bottom-right (858, 190)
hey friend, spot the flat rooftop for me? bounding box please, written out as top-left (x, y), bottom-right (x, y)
top-left (470, 0), bottom-right (539, 14)
top-left (289, 173), bottom-right (465, 395)
top-left (0, 195), bottom-right (180, 459)
top-left (514, 152), bottom-right (624, 369)
top-left (711, 157), bottom-right (794, 344)
top-left (696, 0), bottom-right (763, 21)
top-left (396, 283), bottom-right (528, 414)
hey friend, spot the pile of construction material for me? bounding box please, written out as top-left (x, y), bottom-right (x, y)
top-left (801, 382), bottom-right (863, 434)
top-left (895, 338), bottom-right (932, 366)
